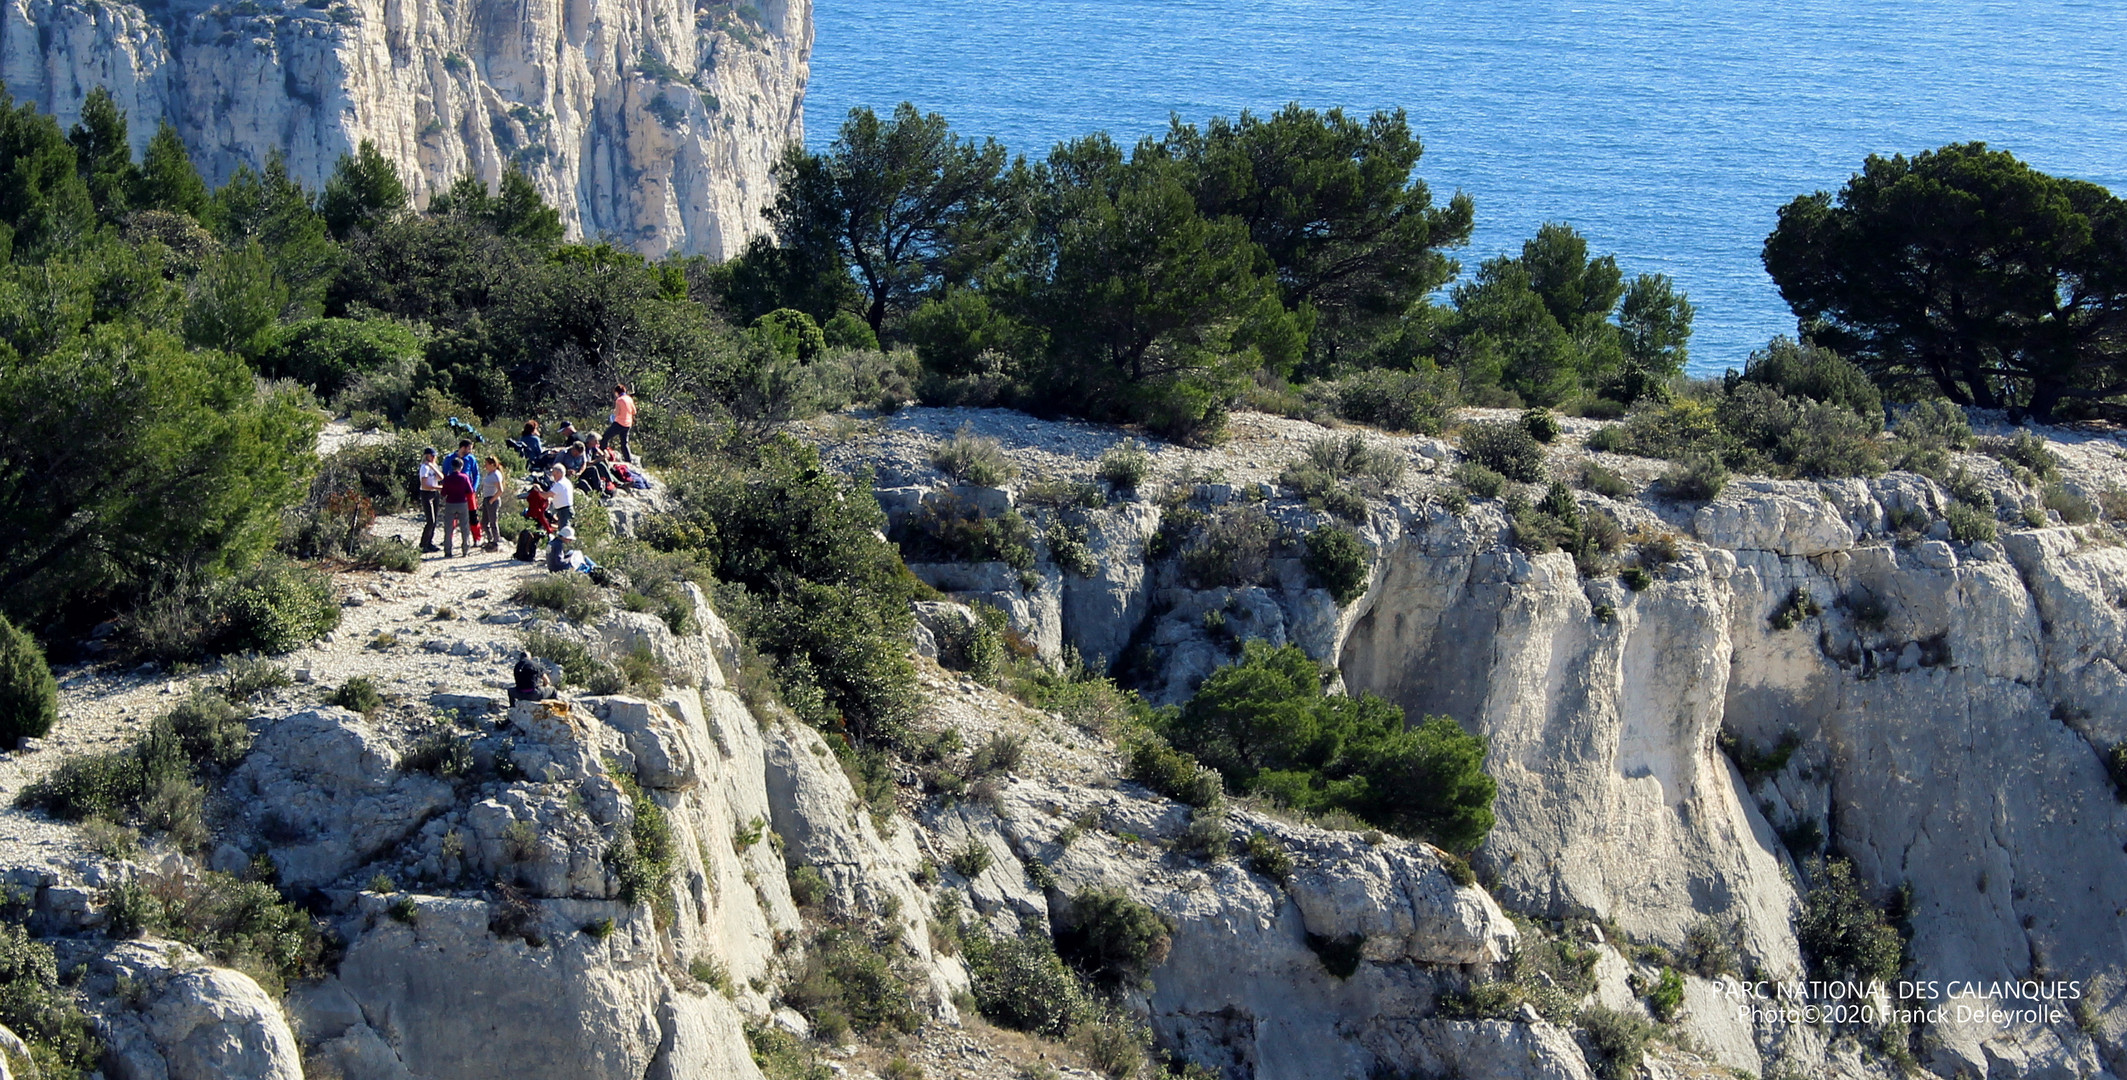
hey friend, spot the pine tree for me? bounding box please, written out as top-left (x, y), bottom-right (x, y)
top-left (134, 120), bottom-right (209, 218)
top-left (0, 614), bottom-right (57, 745)
top-left (319, 140), bottom-right (408, 240)
top-left (68, 86), bottom-right (139, 222)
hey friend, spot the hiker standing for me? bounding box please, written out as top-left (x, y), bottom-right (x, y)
top-left (547, 465), bottom-right (574, 530)
top-left (478, 455), bottom-right (506, 553)
top-left (440, 465), bottom-right (474, 558)
top-left (417, 447), bottom-right (444, 553)
top-left (605, 384), bottom-right (636, 464)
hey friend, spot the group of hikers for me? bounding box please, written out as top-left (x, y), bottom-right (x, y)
top-left (412, 384), bottom-right (641, 574)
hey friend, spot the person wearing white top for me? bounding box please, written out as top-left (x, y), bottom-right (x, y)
top-left (417, 447), bottom-right (444, 552)
top-left (547, 465), bottom-right (575, 530)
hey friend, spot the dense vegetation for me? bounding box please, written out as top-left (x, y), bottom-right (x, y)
top-left (717, 102), bottom-right (1693, 441)
top-left (1142, 642), bottom-right (1496, 853)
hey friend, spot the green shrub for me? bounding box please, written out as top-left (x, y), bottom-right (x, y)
top-left (0, 615), bottom-right (58, 746)
top-left (609, 772), bottom-right (677, 907)
top-left (0, 922), bottom-right (100, 1077)
top-left (1613, 397), bottom-right (1726, 461)
top-left (1579, 462), bottom-right (1634, 499)
top-left (1044, 521), bottom-right (1097, 576)
top-left (20, 690), bottom-right (245, 841)
top-left (1055, 887), bottom-right (1171, 990)
top-left (1945, 501), bottom-right (1998, 543)
top-left (523, 629), bottom-right (602, 687)
top-left (1646, 967), bottom-right (1685, 1022)
top-left (787, 864), bottom-right (829, 908)
top-left (1458, 420), bottom-right (1547, 482)
top-left (895, 497), bottom-right (1036, 569)
top-left (750, 308), bottom-right (825, 361)
top-left (105, 868), bottom-right (325, 997)
top-left (1453, 462), bottom-right (1506, 499)
top-left (1578, 1005), bottom-right (1654, 1080)
top-left (1325, 366), bottom-right (1455, 435)
top-left (1521, 408), bottom-right (1561, 443)
top-left (1243, 832), bottom-right (1293, 885)
top-left (1680, 916), bottom-right (1741, 978)
top-left (1297, 434), bottom-right (1405, 491)
top-left (1796, 857), bottom-right (1904, 983)
top-left (2043, 483), bottom-right (2097, 525)
top-left (1888, 399), bottom-right (1973, 475)
top-left (1769, 586), bottom-right (1821, 630)
top-left (1303, 526), bottom-right (1371, 604)
top-left (1165, 642), bottom-right (1496, 851)
top-left (163, 689), bottom-right (251, 769)
top-left (1022, 477), bottom-right (1105, 510)
top-left (1177, 506), bottom-right (1278, 589)
top-left (218, 556), bottom-right (341, 654)
top-left (1661, 453), bottom-right (1728, 501)
top-left (1125, 739), bottom-right (1224, 808)
top-left (1067, 1009), bottom-right (1153, 1080)
top-left (513, 573), bottom-right (608, 623)
top-left (948, 839), bottom-right (993, 878)
top-left (218, 652), bottom-right (291, 701)
top-left (786, 924), bottom-right (922, 1035)
top-left (329, 675), bottom-right (385, 716)
top-left (1740, 337), bottom-right (1882, 424)
top-left (1981, 430), bottom-right (2060, 483)
top-left (402, 727), bottom-right (473, 778)
top-left (932, 424), bottom-right (1016, 486)
top-left (1097, 439), bottom-right (1151, 491)
top-left (959, 922), bottom-right (1087, 1038)
top-left (1584, 424), bottom-right (1628, 453)
top-left (357, 538), bottom-right (419, 573)
top-left (1619, 566), bottom-right (1652, 591)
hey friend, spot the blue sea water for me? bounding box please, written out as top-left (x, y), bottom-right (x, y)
top-left (804, 0), bottom-right (2127, 375)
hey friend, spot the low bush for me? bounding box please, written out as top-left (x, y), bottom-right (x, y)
top-left (932, 424), bottom-right (1016, 487)
top-left (1458, 421), bottom-right (1547, 482)
top-left (1579, 461), bottom-right (1635, 500)
top-left (1125, 738), bottom-right (1224, 808)
top-left (1661, 453), bottom-right (1728, 502)
top-left (948, 839), bottom-right (993, 878)
top-left (218, 653), bottom-right (291, 701)
top-left (2043, 483), bottom-right (2097, 525)
top-left (1045, 521), bottom-right (1097, 577)
top-left (1769, 586), bottom-right (1821, 630)
top-left (1888, 399), bottom-right (1973, 476)
top-left (217, 556), bottom-right (341, 655)
top-left (1521, 408), bottom-right (1561, 443)
top-left (329, 676), bottom-right (384, 716)
top-left (1322, 366), bottom-right (1456, 435)
top-left (513, 573), bottom-right (608, 623)
top-left (1453, 462), bottom-right (1506, 499)
top-left (1055, 887), bottom-right (1171, 991)
top-left (1578, 1005), bottom-right (1654, 1080)
top-left (1303, 526), bottom-right (1371, 604)
top-left (1163, 642), bottom-right (1496, 852)
top-left (1680, 916), bottom-right (1742, 978)
top-left (1096, 439), bottom-right (1151, 491)
top-left (401, 727), bottom-right (473, 778)
top-left (1177, 506), bottom-right (1278, 589)
top-left (959, 921), bottom-right (1087, 1038)
top-left (1243, 832), bottom-right (1293, 884)
top-left (609, 772), bottom-right (677, 907)
top-left (1981, 430), bottom-right (2061, 483)
top-left (1796, 857), bottom-right (1903, 983)
top-left (1945, 502), bottom-right (1998, 543)
top-left (1646, 967), bottom-right (1685, 1021)
top-left (0, 922), bottom-right (100, 1077)
top-left (0, 614), bottom-right (58, 746)
top-left (106, 868), bottom-right (326, 997)
top-left (786, 923), bottom-right (923, 1036)
top-left (894, 498), bottom-right (1036, 569)
top-left (20, 691), bottom-right (246, 850)
top-left (787, 865), bottom-right (829, 908)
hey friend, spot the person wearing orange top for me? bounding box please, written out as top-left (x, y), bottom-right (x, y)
top-left (604, 383), bottom-right (636, 463)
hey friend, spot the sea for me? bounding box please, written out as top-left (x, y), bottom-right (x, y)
top-left (803, 0), bottom-right (2127, 376)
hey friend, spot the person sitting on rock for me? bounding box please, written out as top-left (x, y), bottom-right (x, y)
top-left (547, 525), bottom-right (597, 575)
top-left (508, 421), bottom-right (546, 468)
top-left (509, 653), bottom-right (557, 705)
top-left (580, 434), bottom-right (618, 493)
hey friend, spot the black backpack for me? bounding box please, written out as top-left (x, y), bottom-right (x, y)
top-left (513, 529), bottom-right (538, 562)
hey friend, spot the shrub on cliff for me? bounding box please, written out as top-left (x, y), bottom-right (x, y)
top-left (1796, 857), bottom-right (1905, 984)
top-left (1055, 887), bottom-right (1171, 991)
top-left (1162, 641), bottom-right (1497, 851)
top-left (1303, 525), bottom-right (1371, 604)
top-left (0, 615), bottom-right (57, 746)
top-left (1458, 420), bottom-right (1547, 482)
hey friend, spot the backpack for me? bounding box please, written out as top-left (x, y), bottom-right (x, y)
top-left (513, 529), bottom-right (538, 562)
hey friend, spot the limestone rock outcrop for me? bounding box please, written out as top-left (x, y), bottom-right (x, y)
top-left (0, 0), bottom-right (810, 257)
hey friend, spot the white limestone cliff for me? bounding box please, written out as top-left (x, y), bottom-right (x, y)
top-left (0, 0), bottom-right (809, 257)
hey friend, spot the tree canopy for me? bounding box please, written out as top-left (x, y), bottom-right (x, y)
top-left (1763, 142), bottom-right (2127, 420)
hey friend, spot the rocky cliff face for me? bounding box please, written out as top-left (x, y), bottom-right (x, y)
top-left (0, 0), bottom-right (809, 256)
top-left (808, 405), bottom-right (2127, 1080)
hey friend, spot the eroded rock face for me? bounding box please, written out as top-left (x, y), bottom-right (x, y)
top-left (85, 940), bottom-right (303, 1080)
top-left (0, 0), bottom-right (810, 257)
